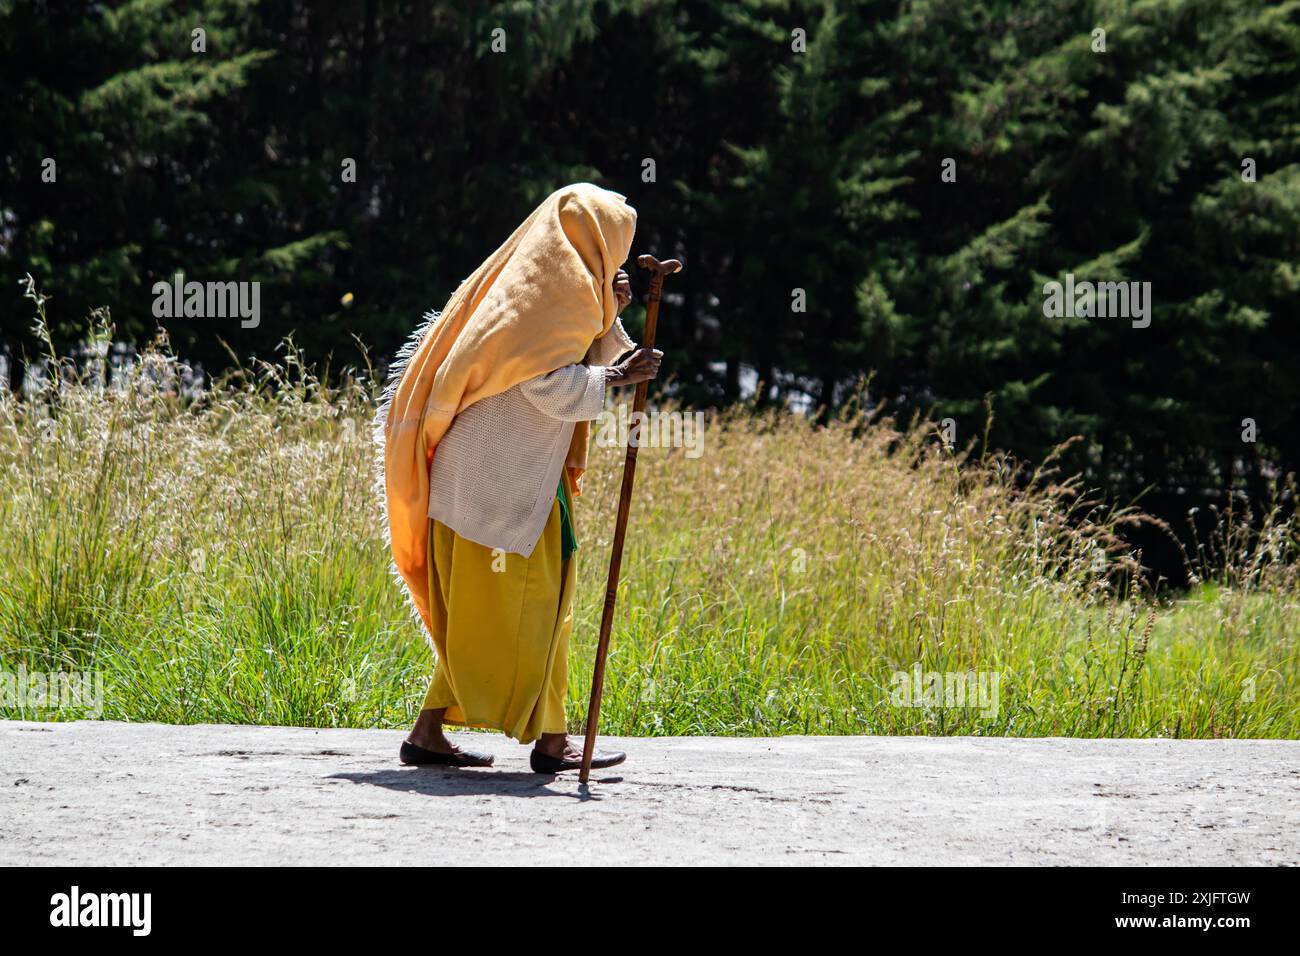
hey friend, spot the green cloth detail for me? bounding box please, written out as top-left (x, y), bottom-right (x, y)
top-left (557, 476), bottom-right (577, 559)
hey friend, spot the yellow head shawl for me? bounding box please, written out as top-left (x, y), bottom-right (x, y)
top-left (377, 182), bottom-right (637, 637)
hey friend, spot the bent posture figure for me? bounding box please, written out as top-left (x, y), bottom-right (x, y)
top-left (378, 183), bottom-right (662, 773)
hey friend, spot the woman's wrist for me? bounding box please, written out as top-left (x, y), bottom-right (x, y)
top-left (602, 365), bottom-right (624, 388)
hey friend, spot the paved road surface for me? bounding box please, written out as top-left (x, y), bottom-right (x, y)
top-left (2, 721), bottom-right (1295, 865)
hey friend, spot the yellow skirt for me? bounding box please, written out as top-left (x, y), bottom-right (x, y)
top-left (419, 498), bottom-right (576, 744)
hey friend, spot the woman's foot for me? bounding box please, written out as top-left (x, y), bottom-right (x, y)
top-left (406, 706), bottom-right (463, 753)
top-left (531, 734), bottom-right (626, 773)
top-left (402, 707), bottom-right (494, 767)
top-left (400, 739), bottom-right (494, 768)
top-left (405, 728), bottom-right (461, 755)
top-left (535, 732), bottom-right (581, 761)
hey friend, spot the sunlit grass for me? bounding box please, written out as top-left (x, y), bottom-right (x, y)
top-left (1, 312), bottom-right (1296, 737)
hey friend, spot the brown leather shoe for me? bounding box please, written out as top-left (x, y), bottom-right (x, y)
top-left (530, 747), bottom-right (626, 774)
top-left (400, 740), bottom-right (494, 768)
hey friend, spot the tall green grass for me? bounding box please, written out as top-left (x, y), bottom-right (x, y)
top-left (2, 300), bottom-right (1296, 737)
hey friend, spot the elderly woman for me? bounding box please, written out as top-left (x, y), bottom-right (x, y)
top-left (378, 184), bottom-right (661, 773)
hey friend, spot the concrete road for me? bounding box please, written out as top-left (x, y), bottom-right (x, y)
top-left (2, 720), bottom-right (1295, 865)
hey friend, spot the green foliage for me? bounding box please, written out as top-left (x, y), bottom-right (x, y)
top-left (2, 334), bottom-right (1294, 736)
top-left (2, 0), bottom-right (1298, 560)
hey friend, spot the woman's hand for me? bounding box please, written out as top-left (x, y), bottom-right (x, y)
top-left (614, 268), bottom-right (632, 314)
top-left (604, 347), bottom-right (663, 387)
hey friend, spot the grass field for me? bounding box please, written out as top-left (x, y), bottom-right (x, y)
top-left (1, 326), bottom-right (1296, 738)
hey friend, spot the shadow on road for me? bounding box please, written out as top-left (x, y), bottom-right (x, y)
top-left (329, 768), bottom-right (619, 801)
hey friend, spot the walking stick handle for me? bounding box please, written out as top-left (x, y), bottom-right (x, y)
top-left (637, 254), bottom-right (683, 277)
top-left (579, 253), bottom-right (681, 784)
top-left (635, 256), bottom-right (681, 351)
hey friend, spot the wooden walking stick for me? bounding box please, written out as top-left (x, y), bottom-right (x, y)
top-left (580, 253), bottom-right (682, 784)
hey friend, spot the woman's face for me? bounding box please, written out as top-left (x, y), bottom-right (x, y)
top-left (614, 268), bottom-right (632, 314)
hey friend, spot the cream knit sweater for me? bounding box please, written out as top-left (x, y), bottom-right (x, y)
top-left (426, 318), bottom-right (636, 557)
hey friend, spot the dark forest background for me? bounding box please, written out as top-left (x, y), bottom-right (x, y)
top-left (3, 0), bottom-right (1299, 580)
